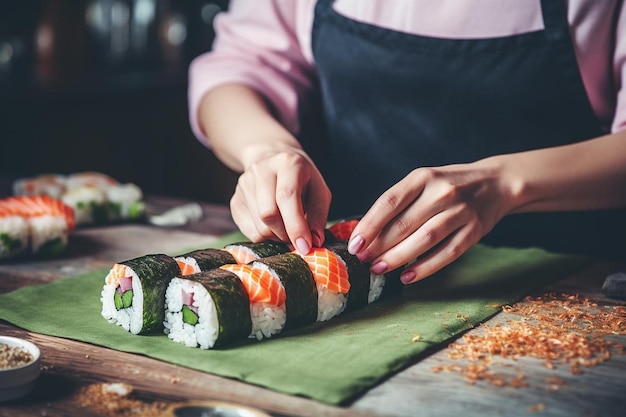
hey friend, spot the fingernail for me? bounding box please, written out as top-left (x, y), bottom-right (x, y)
top-left (400, 271), bottom-right (416, 284)
top-left (312, 230), bottom-right (323, 247)
top-left (370, 261), bottom-right (388, 275)
top-left (295, 237), bottom-right (311, 255)
top-left (348, 235), bottom-right (364, 254)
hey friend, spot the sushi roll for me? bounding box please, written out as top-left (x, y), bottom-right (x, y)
top-left (101, 254), bottom-right (179, 334)
top-left (295, 247), bottom-right (350, 321)
top-left (105, 183), bottom-right (145, 222)
top-left (61, 185), bottom-right (108, 225)
top-left (223, 240), bottom-right (290, 264)
top-left (0, 213), bottom-right (29, 259)
top-left (174, 248), bottom-right (237, 276)
top-left (220, 263), bottom-right (287, 340)
top-left (324, 243), bottom-right (374, 312)
top-left (13, 174), bottom-right (67, 199)
top-left (251, 253), bottom-right (318, 330)
top-left (326, 218), bottom-right (359, 242)
top-left (164, 268), bottom-right (252, 349)
top-left (0, 195), bottom-right (75, 258)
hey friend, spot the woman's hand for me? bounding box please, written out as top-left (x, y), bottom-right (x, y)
top-left (230, 148), bottom-right (332, 254)
top-left (347, 160), bottom-right (519, 284)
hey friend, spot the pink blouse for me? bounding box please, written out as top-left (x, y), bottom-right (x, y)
top-left (189, 0), bottom-right (626, 145)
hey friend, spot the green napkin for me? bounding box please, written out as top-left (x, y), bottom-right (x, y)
top-left (0, 232), bottom-right (590, 405)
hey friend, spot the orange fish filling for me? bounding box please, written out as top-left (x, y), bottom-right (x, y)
top-left (328, 219), bottom-right (359, 241)
top-left (221, 264), bottom-right (286, 306)
top-left (299, 248), bottom-right (350, 293)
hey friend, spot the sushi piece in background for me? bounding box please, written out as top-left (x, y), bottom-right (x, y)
top-left (223, 240), bottom-right (290, 264)
top-left (13, 174), bottom-right (66, 199)
top-left (251, 253), bottom-right (318, 331)
top-left (0, 195), bottom-right (75, 259)
top-left (105, 183), bottom-right (145, 222)
top-left (0, 212), bottom-right (29, 259)
top-left (326, 218), bottom-right (360, 242)
top-left (12, 171), bottom-right (145, 226)
top-left (220, 263), bottom-right (287, 340)
top-left (101, 254), bottom-right (179, 334)
top-left (164, 268), bottom-right (252, 349)
top-left (61, 185), bottom-right (108, 224)
top-left (295, 247), bottom-right (350, 321)
top-left (174, 248), bottom-right (237, 276)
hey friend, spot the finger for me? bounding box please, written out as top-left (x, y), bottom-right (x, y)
top-left (251, 167), bottom-right (290, 242)
top-left (230, 193), bottom-right (277, 242)
top-left (274, 162), bottom-right (314, 254)
top-left (303, 175), bottom-right (332, 248)
top-left (367, 205), bottom-right (471, 274)
top-left (348, 171), bottom-right (429, 254)
top-left (399, 223), bottom-right (481, 284)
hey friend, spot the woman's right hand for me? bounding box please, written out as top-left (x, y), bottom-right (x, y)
top-left (230, 147), bottom-right (332, 255)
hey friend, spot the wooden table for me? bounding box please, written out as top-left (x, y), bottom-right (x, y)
top-left (1, 195), bottom-right (625, 417)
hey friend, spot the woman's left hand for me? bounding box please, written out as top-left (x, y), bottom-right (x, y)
top-left (347, 160), bottom-right (519, 284)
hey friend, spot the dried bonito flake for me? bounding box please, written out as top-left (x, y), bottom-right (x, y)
top-left (434, 293), bottom-right (626, 387)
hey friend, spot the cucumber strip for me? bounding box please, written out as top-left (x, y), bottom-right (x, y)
top-left (114, 291), bottom-right (123, 310)
top-left (182, 305), bottom-right (199, 325)
top-left (121, 289), bottom-right (133, 308)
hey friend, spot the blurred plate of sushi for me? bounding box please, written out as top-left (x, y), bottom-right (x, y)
top-left (0, 194), bottom-right (75, 260)
top-left (13, 172), bottom-right (146, 226)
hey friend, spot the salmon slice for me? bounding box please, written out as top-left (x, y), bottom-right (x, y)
top-left (223, 246), bottom-right (258, 264)
top-left (221, 264), bottom-right (286, 306)
top-left (296, 247), bottom-right (350, 293)
top-left (176, 259), bottom-right (198, 276)
top-left (106, 263), bottom-right (130, 286)
top-left (0, 195), bottom-right (75, 230)
top-left (328, 219), bottom-right (359, 241)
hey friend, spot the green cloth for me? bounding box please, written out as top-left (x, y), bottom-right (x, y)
top-left (0, 232), bottom-right (590, 405)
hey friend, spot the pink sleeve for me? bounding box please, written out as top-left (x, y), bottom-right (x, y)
top-left (611, 4), bottom-right (626, 133)
top-left (188, 0), bottom-right (317, 146)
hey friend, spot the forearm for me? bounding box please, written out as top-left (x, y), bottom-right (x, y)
top-left (489, 130), bottom-right (626, 214)
top-left (197, 83), bottom-right (304, 172)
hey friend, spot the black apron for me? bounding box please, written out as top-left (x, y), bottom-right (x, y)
top-left (310, 0), bottom-right (625, 261)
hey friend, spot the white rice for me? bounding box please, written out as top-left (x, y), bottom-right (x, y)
top-left (250, 302), bottom-right (286, 340)
top-left (100, 266), bottom-right (145, 334)
top-left (368, 273), bottom-right (386, 304)
top-left (173, 257), bottom-right (201, 274)
top-left (316, 283), bottom-right (347, 321)
top-left (164, 277), bottom-right (220, 349)
top-left (61, 186), bottom-right (106, 224)
top-left (0, 215), bottom-right (29, 259)
top-left (28, 215), bottom-right (68, 254)
top-left (106, 183), bottom-right (144, 220)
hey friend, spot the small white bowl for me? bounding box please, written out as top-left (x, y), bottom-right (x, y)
top-left (0, 336), bottom-right (41, 402)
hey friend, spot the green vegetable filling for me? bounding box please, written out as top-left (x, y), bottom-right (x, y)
top-left (182, 305), bottom-right (199, 325)
top-left (36, 238), bottom-right (65, 258)
top-left (114, 289), bottom-right (134, 310)
top-left (0, 233), bottom-right (22, 253)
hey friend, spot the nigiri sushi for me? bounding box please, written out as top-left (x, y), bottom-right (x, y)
top-left (0, 195), bottom-right (75, 259)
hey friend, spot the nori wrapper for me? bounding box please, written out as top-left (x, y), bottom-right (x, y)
top-left (181, 248), bottom-right (237, 271)
top-left (121, 254), bottom-right (179, 334)
top-left (252, 253), bottom-right (318, 330)
top-left (186, 268), bottom-right (252, 347)
top-left (324, 243), bottom-right (370, 313)
top-left (224, 241), bottom-right (290, 259)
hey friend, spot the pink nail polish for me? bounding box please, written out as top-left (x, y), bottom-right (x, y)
top-left (400, 271), bottom-right (416, 284)
top-left (348, 235), bottom-right (364, 254)
top-left (370, 261), bottom-right (388, 275)
top-left (295, 237), bottom-right (310, 255)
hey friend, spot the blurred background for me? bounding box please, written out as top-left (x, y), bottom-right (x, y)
top-left (0, 0), bottom-right (237, 204)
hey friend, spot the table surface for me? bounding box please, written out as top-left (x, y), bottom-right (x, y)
top-left (1, 195), bottom-right (625, 417)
